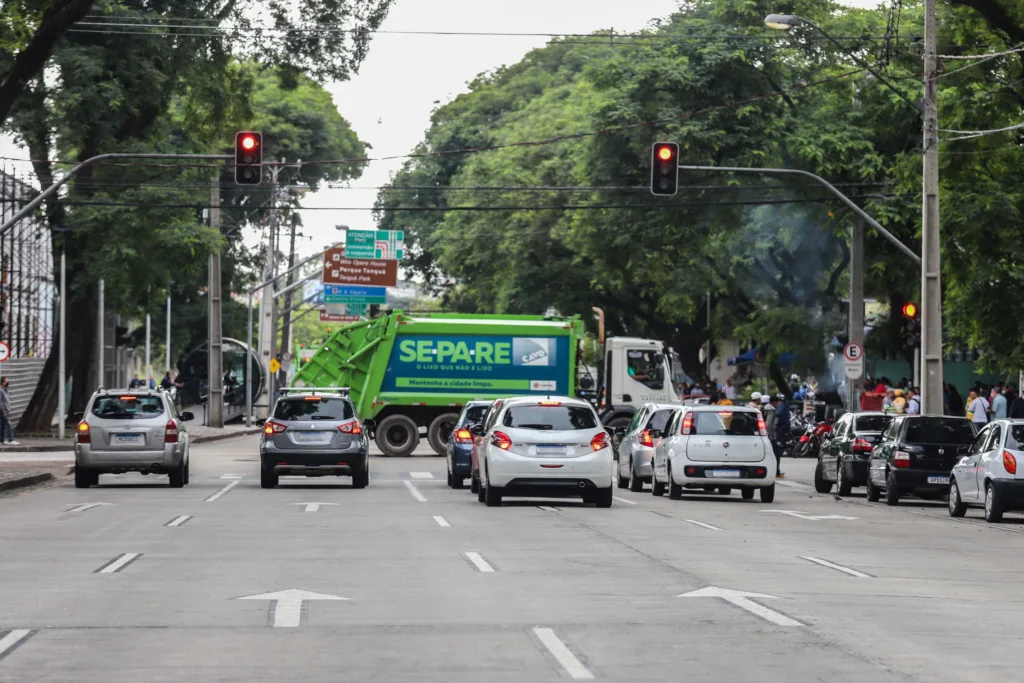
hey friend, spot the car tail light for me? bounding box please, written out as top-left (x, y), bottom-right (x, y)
top-left (454, 428), bottom-right (474, 444)
top-left (755, 467), bottom-right (767, 476)
top-left (1004, 450), bottom-right (1017, 475)
top-left (681, 415), bottom-right (693, 435)
top-left (491, 431), bottom-right (512, 450)
top-left (119, 395), bottom-right (137, 401)
top-left (264, 420), bottom-right (287, 435)
top-left (165, 420), bottom-right (179, 443)
top-left (894, 451), bottom-right (911, 468)
top-left (639, 429), bottom-right (654, 447)
top-left (591, 432), bottom-right (609, 451)
top-left (304, 396), bottom-right (322, 402)
top-left (77, 421), bottom-right (90, 444)
top-left (338, 420), bottom-right (362, 435)
top-left (757, 417), bottom-right (767, 436)
top-left (852, 438), bottom-right (873, 453)
top-left (799, 434), bottom-right (809, 443)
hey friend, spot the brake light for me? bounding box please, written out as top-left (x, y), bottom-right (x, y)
top-left (538, 401), bottom-right (562, 406)
top-left (77, 421), bottom-right (90, 444)
top-left (338, 421), bottom-right (362, 435)
top-left (757, 417), bottom-right (767, 436)
top-left (799, 434), bottom-right (809, 443)
top-left (264, 420), bottom-right (287, 435)
top-left (454, 428), bottom-right (474, 444)
top-left (119, 395), bottom-right (137, 401)
top-left (681, 415), bottom-right (693, 435)
top-left (304, 396), bottom-right (322, 402)
top-left (639, 429), bottom-right (654, 447)
top-left (852, 438), bottom-right (873, 453)
top-left (718, 411), bottom-right (732, 417)
top-left (591, 432), bottom-right (609, 451)
top-left (164, 420), bottom-right (179, 443)
top-left (491, 431), bottom-right (512, 450)
top-left (1004, 450), bottom-right (1017, 475)
top-left (894, 451), bottom-right (911, 468)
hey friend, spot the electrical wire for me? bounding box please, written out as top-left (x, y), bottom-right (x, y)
top-left (937, 44), bottom-right (1024, 60)
top-left (941, 121), bottom-right (1024, 142)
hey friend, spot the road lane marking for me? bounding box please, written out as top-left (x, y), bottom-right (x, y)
top-left (463, 552), bottom-right (495, 573)
top-left (410, 471), bottom-right (434, 479)
top-left (433, 516), bottom-right (451, 527)
top-left (220, 474), bottom-right (244, 479)
top-left (238, 589), bottom-right (348, 628)
top-left (206, 480), bottom-right (240, 502)
top-left (403, 480), bottom-right (427, 502)
top-left (613, 496), bottom-right (638, 505)
top-left (290, 502), bottom-right (339, 513)
top-left (761, 510), bottom-right (858, 521)
top-left (165, 515), bottom-right (192, 527)
top-left (532, 628), bottom-right (594, 680)
top-left (776, 480), bottom-right (812, 490)
top-left (800, 556), bottom-right (872, 578)
top-left (66, 502), bottom-right (113, 513)
top-left (95, 553), bottom-right (143, 574)
top-left (537, 505), bottom-right (560, 512)
top-left (0, 630), bottom-right (33, 661)
top-left (679, 586), bottom-right (803, 627)
top-left (684, 519), bottom-right (722, 530)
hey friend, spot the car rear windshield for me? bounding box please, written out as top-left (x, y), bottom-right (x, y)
top-left (274, 398), bottom-right (354, 421)
top-left (464, 405), bottom-right (490, 425)
top-left (1006, 426), bottom-right (1024, 450)
top-left (503, 405), bottom-right (598, 430)
top-left (904, 418), bottom-right (975, 444)
top-left (91, 395), bottom-right (165, 419)
top-left (855, 415), bottom-right (892, 433)
top-left (692, 411), bottom-right (761, 436)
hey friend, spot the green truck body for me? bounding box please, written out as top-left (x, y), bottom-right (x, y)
top-left (292, 311), bottom-right (585, 456)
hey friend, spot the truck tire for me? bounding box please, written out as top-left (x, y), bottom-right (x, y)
top-left (375, 414), bottom-right (420, 457)
top-left (427, 413), bottom-right (459, 456)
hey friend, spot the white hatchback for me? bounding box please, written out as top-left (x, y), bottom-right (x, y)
top-left (652, 405), bottom-right (777, 502)
top-left (475, 396), bottom-right (614, 507)
top-left (950, 419), bottom-right (1024, 522)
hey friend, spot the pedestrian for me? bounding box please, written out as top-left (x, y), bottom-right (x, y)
top-left (893, 389), bottom-right (907, 414)
top-left (724, 378), bottom-right (737, 401)
top-left (946, 384), bottom-right (965, 418)
top-left (761, 395), bottom-right (782, 477)
top-left (967, 390), bottom-right (989, 428)
top-left (0, 378), bottom-right (18, 445)
top-left (748, 391), bottom-right (762, 409)
top-left (882, 388), bottom-right (895, 413)
top-left (1010, 391), bottom-right (1024, 419)
top-left (160, 371), bottom-right (174, 391)
top-left (992, 386), bottom-right (1008, 420)
top-left (129, 374), bottom-right (142, 389)
top-left (906, 388), bottom-right (921, 415)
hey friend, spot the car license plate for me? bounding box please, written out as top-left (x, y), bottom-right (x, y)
top-left (927, 476), bottom-right (949, 485)
top-left (711, 469), bottom-right (741, 478)
top-left (295, 431), bottom-right (327, 443)
top-left (537, 445), bottom-right (567, 455)
top-left (114, 434), bottom-right (142, 445)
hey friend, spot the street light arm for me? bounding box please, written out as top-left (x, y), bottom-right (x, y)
top-left (677, 164), bottom-right (921, 265)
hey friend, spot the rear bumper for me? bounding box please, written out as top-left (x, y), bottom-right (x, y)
top-left (486, 448), bottom-right (614, 489)
top-left (842, 458), bottom-right (870, 485)
top-left (261, 445), bottom-right (368, 476)
top-left (890, 468), bottom-right (952, 491)
top-left (990, 479), bottom-right (1024, 508)
top-left (669, 459), bottom-right (776, 487)
top-left (75, 443), bottom-right (184, 472)
top-left (449, 444), bottom-right (473, 475)
top-left (502, 478), bottom-right (610, 498)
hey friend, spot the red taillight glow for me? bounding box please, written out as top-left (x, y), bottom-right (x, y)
top-left (119, 395), bottom-right (137, 401)
top-left (454, 428), bottom-right (474, 444)
top-left (338, 421), bottom-right (362, 435)
top-left (164, 420), bottom-right (179, 444)
top-left (538, 401), bottom-right (562, 406)
top-left (304, 396), bottom-right (322, 402)
top-left (1004, 450), bottom-right (1017, 475)
top-left (639, 429), bottom-right (654, 447)
top-left (591, 432), bottom-right (609, 451)
top-left (492, 431), bottom-right (512, 450)
top-left (757, 417), bottom-right (767, 436)
top-left (681, 415), bottom-right (693, 435)
top-left (77, 421), bottom-right (90, 444)
top-left (852, 438), bottom-right (873, 453)
top-left (264, 420), bottom-right (287, 435)
top-left (894, 451), bottom-right (911, 468)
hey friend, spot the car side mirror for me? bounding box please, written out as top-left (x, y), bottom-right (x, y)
top-left (180, 411), bottom-right (195, 422)
top-left (612, 426), bottom-right (627, 436)
top-left (363, 418), bottom-right (376, 430)
top-left (470, 424), bottom-right (485, 437)
top-left (71, 411), bottom-right (84, 422)
top-left (957, 445), bottom-right (968, 455)
top-left (648, 429), bottom-right (662, 439)
top-left (255, 417), bottom-right (266, 427)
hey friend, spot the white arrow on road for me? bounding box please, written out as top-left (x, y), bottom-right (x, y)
top-left (237, 588), bottom-right (349, 627)
top-left (66, 502), bottom-right (114, 513)
top-left (678, 586), bottom-right (803, 626)
top-left (289, 502), bottom-right (339, 513)
top-left (761, 509), bottom-right (858, 521)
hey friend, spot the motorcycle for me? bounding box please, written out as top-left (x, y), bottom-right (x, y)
top-left (792, 419), bottom-right (834, 459)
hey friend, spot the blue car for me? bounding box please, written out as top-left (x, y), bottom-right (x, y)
top-left (446, 401), bottom-right (493, 489)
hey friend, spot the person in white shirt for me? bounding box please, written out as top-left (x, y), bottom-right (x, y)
top-left (967, 391), bottom-right (989, 427)
top-left (724, 378), bottom-right (737, 400)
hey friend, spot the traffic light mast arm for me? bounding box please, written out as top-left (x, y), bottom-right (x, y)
top-left (677, 164), bottom-right (921, 266)
top-left (0, 152), bottom-right (232, 237)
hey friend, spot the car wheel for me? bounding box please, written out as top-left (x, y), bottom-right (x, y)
top-left (427, 413), bottom-right (459, 456)
top-left (594, 487), bottom-right (613, 508)
top-left (374, 414), bottom-right (420, 457)
top-left (668, 465), bottom-right (683, 499)
top-left (352, 465), bottom-right (369, 489)
top-left (885, 472), bottom-right (900, 506)
top-left (74, 467), bottom-right (93, 489)
top-left (836, 463), bottom-right (852, 496)
top-left (446, 469), bottom-right (453, 487)
top-left (183, 458), bottom-right (190, 486)
top-left (260, 467), bottom-right (278, 489)
top-left (628, 461), bottom-right (644, 492)
top-left (617, 463), bottom-right (629, 489)
top-left (452, 474), bottom-right (464, 489)
top-left (471, 471), bottom-right (480, 494)
top-left (718, 487), bottom-right (732, 495)
top-left (484, 477), bottom-right (503, 507)
top-left (477, 478), bottom-right (486, 502)
top-left (741, 487), bottom-right (755, 500)
top-left (865, 474), bottom-right (880, 502)
top-left (760, 483), bottom-right (776, 503)
top-left (168, 462), bottom-right (185, 488)
top-left (814, 460), bottom-right (833, 494)
top-left (651, 466), bottom-right (666, 496)
top-left (984, 482), bottom-right (1004, 523)
top-left (948, 479), bottom-right (967, 518)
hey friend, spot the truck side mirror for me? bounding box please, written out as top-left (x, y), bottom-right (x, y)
top-left (579, 376), bottom-right (594, 390)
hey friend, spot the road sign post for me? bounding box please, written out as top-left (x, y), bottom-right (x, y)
top-left (843, 342), bottom-right (865, 411)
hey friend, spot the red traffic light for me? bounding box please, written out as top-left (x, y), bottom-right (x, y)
top-left (902, 302), bottom-right (918, 319)
top-left (650, 142), bottom-right (680, 196)
top-left (235, 131), bottom-right (263, 185)
top-left (240, 135), bottom-right (257, 151)
top-left (657, 146), bottom-right (674, 161)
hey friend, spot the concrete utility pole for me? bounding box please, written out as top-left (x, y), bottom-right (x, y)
top-left (97, 279), bottom-right (104, 389)
top-left (165, 292), bottom-right (171, 374)
top-left (255, 164), bottom-right (283, 418)
top-left (58, 248), bottom-right (65, 439)
top-left (278, 216), bottom-right (299, 386)
top-left (145, 313), bottom-right (151, 385)
top-left (208, 175), bottom-right (224, 428)
top-left (848, 222), bottom-right (864, 412)
top-left (920, 0), bottom-right (943, 414)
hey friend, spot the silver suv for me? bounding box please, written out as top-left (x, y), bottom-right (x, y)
top-left (75, 389), bottom-right (194, 488)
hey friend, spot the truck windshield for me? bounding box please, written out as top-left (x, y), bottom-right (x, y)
top-left (503, 405), bottom-right (598, 430)
top-left (274, 398), bottom-right (354, 421)
top-left (626, 349), bottom-right (664, 389)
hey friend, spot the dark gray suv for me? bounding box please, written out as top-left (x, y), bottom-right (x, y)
top-left (259, 389), bottom-right (371, 489)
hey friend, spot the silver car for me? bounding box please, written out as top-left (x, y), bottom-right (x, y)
top-left (615, 403), bottom-right (678, 492)
top-left (74, 389), bottom-right (194, 488)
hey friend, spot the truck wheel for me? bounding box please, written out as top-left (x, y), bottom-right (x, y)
top-left (375, 415), bottom-right (420, 457)
top-left (427, 413), bottom-right (459, 456)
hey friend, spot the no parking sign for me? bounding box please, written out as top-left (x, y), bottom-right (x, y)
top-left (843, 342), bottom-right (864, 380)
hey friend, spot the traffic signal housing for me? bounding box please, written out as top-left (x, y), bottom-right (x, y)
top-left (901, 302), bottom-right (921, 348)
top-left (235, 131), bottom-right (262, 185)
top-left (650, 142), bottom-right (679, 196)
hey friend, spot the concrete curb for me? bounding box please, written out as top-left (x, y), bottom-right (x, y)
top-left (0, 427), bottom-right (261, 453)
top-left (0, 472), bottom-right (55, 493)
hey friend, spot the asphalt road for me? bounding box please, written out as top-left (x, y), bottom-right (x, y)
top-left (1, 440), bottom-right (1022, 682)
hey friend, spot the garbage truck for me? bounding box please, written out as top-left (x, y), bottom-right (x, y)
top-left (292, 312), bottom-right (587, 456)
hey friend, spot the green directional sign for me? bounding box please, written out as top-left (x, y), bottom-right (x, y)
top-left (323, 285), bottom-right (386, 305)
top-left (345, 229), bottom-right (404, 260)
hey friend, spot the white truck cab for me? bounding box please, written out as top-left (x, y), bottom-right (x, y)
top-left (596, 337), bottom-right (680, 432)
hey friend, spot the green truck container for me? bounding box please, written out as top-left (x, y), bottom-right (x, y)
top-left (292, 311), bottom-right (586, 456)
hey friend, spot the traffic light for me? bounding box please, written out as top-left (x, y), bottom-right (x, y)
top-left (234, 131), bottom-right (262, 185)
top-left (650, 142), bottom-right (679, 196)
top-left (901, 302), bottom-right (921, 348)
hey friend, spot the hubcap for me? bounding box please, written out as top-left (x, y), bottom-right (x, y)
top-left (986, 487), bottom-right (992, 515)
top-left (837, 466), bottom-right (843, 488)
top-left (950, 484), bottom-right (958, 512)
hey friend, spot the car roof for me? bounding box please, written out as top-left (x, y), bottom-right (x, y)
top-left (93, 389), bottom-right (166, 398)
top-left (277, 393), bottom-right (351, 400)
top-left (643, 403), bottom-right (681, 411)
top-left (852, 411), bottom-right (889, 417)
top-left (464, 400), bottom-right (494, 407)
top-left (687, 405), bottom-right (760, 413)
top-left (500, 395), bottom-right (593, 409)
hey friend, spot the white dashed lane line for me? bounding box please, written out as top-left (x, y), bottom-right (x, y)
top-left (403, 480), bottom-right (427, 502)
top-left (532, 627), bottom-right (594, 680)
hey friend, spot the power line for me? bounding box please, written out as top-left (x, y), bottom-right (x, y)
top-left (942, 121), bottom-right (1024, 142)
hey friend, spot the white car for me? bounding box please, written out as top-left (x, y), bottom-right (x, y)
top-left (651, 405), bottom-right (777, 502)
top-left (949, 418), bottom-right (1024, 522)
top-left (475, 396), bottom-right (614, 507)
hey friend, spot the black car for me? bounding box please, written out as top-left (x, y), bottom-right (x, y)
top-left (815, 412), bottom-right (893, 495)
top-left (446, 400), bottom-right (492, 489)
top-left (866, 415), bottom-right (977, 505)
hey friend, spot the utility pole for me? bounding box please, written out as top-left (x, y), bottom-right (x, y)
top-left (848, 222), bottom-right (864, 412)
top-left (145, 313), bottom-right (151, 386)
top-left (278, 216), bottom-right (298, 387)
top-left (165, 291), bottom-right (171, 375)
top-left (208, 174), bottom-right (224, 428)
top-left (256, 162), bottom-right (285, 417)
top-left (58, 247), bottom-right (65, 439)
top-left (920, 0), bottom-right (943, 414)
top-left (97, 279), bottom-right (104, 389)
